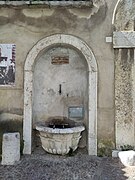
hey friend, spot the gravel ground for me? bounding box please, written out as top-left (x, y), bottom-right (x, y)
top-left (0, 147), bottom-right (135, 180)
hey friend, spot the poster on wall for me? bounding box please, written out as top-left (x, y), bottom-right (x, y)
top-left (0, 44), bottom-right (15, 85)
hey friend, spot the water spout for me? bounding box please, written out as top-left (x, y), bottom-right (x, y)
top-left (59, 84), bottom-right (62, 95)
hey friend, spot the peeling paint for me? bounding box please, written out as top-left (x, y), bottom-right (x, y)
top-left (22, 8), bottom-right (54, 18)
top-left (0, 8), bottom-right (9, 18)
top-left (69, 0), bottom-right (106, 19)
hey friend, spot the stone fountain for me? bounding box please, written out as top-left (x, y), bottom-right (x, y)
top-left (36, 116), bottom-right (85, 155)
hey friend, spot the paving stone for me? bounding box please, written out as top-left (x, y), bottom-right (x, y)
top-left (0, 147), bottom-right (135, 180)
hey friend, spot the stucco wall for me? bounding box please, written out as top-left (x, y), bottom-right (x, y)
top-left (0, 0), bottom-right (117, 155)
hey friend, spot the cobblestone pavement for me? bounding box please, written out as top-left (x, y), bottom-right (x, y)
top-left (0, 147), bottom-right (135, 180)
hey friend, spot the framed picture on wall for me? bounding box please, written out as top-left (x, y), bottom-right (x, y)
top-left (0, 44), bottom-right (16, 85)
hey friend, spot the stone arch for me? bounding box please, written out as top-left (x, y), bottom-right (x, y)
top-left (23, 34), bottom-right (97, 155)
top-left (112, 0), bottom-right (121, 25)
top-left (112, 0), bottom-right (135, 31)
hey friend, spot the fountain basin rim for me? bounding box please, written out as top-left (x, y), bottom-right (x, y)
top-left (36, 125), bottom-right (85, 134)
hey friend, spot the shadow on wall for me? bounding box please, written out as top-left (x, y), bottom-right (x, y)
top-left (0, 112), bottom-right (23, 156)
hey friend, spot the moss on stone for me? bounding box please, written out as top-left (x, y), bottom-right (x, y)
top-left (98, 139), bottom-right (115, 157)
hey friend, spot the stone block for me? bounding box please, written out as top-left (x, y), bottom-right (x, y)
top-left (112, 150), bottom-right (120, 157)
top-left (1, 132), bottom-right (20, 165)
top-left (118, 150), bottom-right (135, 166)
top-left (113, 31), bottom-right (135, 48)
top-left (106, 37), bottom-right (112, 43)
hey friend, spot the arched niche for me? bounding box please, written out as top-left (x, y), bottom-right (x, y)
top-left (23, 34), bottom-right (97, 155)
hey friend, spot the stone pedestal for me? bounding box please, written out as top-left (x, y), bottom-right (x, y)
top-left (1, 132), bottom-right (20, 165)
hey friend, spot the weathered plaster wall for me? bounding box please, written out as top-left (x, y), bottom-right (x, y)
top-left (0, 0), bottom-right (117, 155)
top-left (113, 0), bottom-right (135, 148)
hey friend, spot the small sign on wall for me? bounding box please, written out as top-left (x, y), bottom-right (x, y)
top-left (51, 56), bottom-right (69, 65)
top-left (0, 44), bottom-right (15, 85)
top-left (68, 106), bottom-right (84, 119)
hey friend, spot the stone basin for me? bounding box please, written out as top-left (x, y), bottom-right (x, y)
top-left (35, 117), bottom-right (85, 155)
